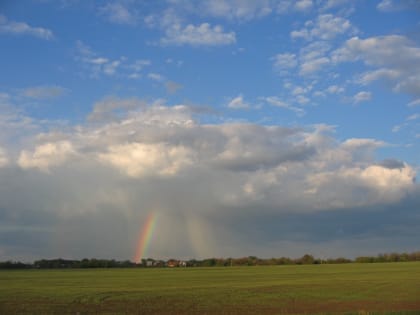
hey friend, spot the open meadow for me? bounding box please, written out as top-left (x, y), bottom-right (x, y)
top-left (0, 262), bottom-right (419, 314)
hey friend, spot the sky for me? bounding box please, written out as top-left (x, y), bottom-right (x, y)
top-left (0, 0), bottom-right (419, 262)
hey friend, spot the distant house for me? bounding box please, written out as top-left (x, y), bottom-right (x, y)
top-left (166, 259), bottom-right (178, 268)
top-left (166, 260), bottom-right (188, 267)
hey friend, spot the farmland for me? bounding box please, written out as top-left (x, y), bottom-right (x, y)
top-left (0, 262), bottom-right (419, 314)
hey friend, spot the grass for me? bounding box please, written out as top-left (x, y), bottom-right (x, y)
top-left (0, 262), bottom-right (419, 314)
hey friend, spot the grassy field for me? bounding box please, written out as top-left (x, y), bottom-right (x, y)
top-left (0, 262), bottom-right (419, 314)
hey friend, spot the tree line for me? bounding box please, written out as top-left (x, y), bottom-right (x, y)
top-left (1, 251), bottom-right (419, 269)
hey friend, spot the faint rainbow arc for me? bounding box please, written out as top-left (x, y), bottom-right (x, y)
top-left (134, 213), bottom-right (158, 263)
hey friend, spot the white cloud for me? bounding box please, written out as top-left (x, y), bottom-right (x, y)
top-left (148, 73), bottom-right (165, 82)
top-left (272, 53), bottom-right (297, 74)
top-left (300, 57), bottom-right (330, 75)
top-left (353, 91), bottom-right (372, 103)
top-left (129, 59), bottom-right (151, 71)
top-left (357, 69), bottom-right (400, 85)
top-left (18, 141), bottom-right (76, 172)
top-left (291, 14), bottom-right (353, 41)
top-left (76, 41), bottom-right (117, 77)
top-left (160, 22), bottom-right (236, 46)
top-left (332, 36), bottom-right (420, 67)
top-left (75, 41), bottom-right (149, 78)
top-left (341, 138), bottom-right (385, 150)
top-left (333, 35), bottom-right (420, 98)
top-left (99, 142), bottom-right (194, 177)
top-left (127, 59), bottom-right (151, 79)
top-left (407, 99), bottom-right (420, 107)
top-left (199, 0), bottom-right (274, 20)
top-left (228, 94), bottom-right (250, 109)
top-left (294, 0), bottom-right (313, 11)
top-left (305, 164), bottom-right (415, 207)
top-left (298, 41), bottom-right (332, 76)
top-left (99, 2), bottom-right (138, 25)
top-left (273, 41), bottom-right (333, 77)
top-left (22, 85), bottom-right (68, 100)
top-left (0, 14), bottom-right (54, 40)
top-left (407, 114), bottom-right (420, 121)
top-left (392, 124), bottom-right (404, 133)
top-left (325, 85), bottom-right (344, 94)
top-left (296, 95), bottom-right (310, 104)
top-left (317, 14), bottom-right (352, 38)
top-left (103, 60), bottom-right (121, 75)
top-left (322, 0), bottom-right (351, 10)
top-left (377, 0), bottom-right (420, 12)
top-left (377, 0), bottom-right (394, 11)
top-left (263, 96), bottom-right (305, 116)
top-left (291, 86), bottom-right (310, 95)
top-left (300, 41), bottom-right (331, 61)
top-left (277, 0), bottom-right (317, 14)
top-left (290, 29), bottom-right (309, 40)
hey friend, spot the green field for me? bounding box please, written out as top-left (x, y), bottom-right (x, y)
top-left (1, 262), bottom-right (419, 314)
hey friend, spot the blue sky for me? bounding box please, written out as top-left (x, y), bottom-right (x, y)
top-left (0, 0), bottom-right (419, 261)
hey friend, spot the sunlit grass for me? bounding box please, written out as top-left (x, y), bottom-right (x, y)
top-left (0, 262), bottom-right (419, 314)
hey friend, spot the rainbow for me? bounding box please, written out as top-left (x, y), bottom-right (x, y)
top-left (134, 212), bottom-right (158, 263)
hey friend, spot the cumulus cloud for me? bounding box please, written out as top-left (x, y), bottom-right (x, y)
top-left (75, 40), bottom-right (120, 78)
top-left (407, 113), bottom-right (420, 121)
top-left (0, 98), bottom-right (418, 260)
top-left (160, 22), bottom-right (236, 46)
top-left (129, 59), bottom-right (151, 72)
top-left (272, 53), bottom-right (297, 74)
top-left (407, 99), bottom-right (420, 107)
top-left (321, 0), bottom-right (351, 10)
top-left (148, 73), bottom-right (165, 82)
top-left (294, 0), bottom-right (313, 11)
top-left (325, 85), bottom-right (345, 94)
top-left (377, 0), bottom-right (420, 12)
top-left (75, 41), bottom-right (155, 79)
top-left (198, 0), bottom-right (274, 20)
top-left (332, 35), bottom-right (420, 98)
top-left (353, 91), bottom-right (372, 103)
top-left (300, 57), bottom-right (330, 75)
top-left (11, 98), bottom-right (414, 209)
top-left (291, 14), bottom-right (353, 41)
top-left (298, 41), bottom-right (332, 76)
top-left (0, 14), bottom-right (54, 40)
top-left (227, 94), bottom-right (250, 109)
top-left (99, 142), bottom-right (194, 177)
top-left (305, 164), bottom-right (415, 208)
top-left (99, 2), bottom-right (138, 25)
top-left (18, 141), bottom-right (76, 172)
top-left (377, 0), bottom-right (394, 11)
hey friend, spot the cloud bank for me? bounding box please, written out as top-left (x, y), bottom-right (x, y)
top-left (0, 98), bottom-right (417, 261)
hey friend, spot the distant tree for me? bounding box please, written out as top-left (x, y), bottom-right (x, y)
top-left (297, 254), bottom-right (315, 265)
